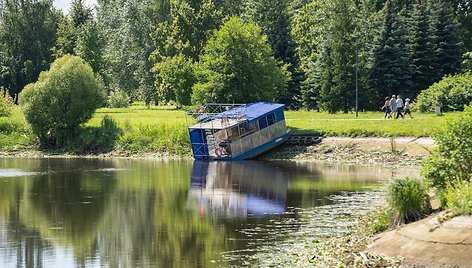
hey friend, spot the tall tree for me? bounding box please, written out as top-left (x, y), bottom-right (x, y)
top-left (408, 0), bottom-right (440, 96)
top-left (319, 0), bottom-right (357, 113)
top-left (0, 0), bottom-right (59, 103)
top-left (432, 0), bottom-right (463, 76)
top-left (192, 17), bottom-right (289, 104)
top-left (244, 0), bottom-right (302, 108)
top-left (291, 1), bottom-right (326, 110)
top-left (370, 0), bottom-right (413, 99)
top-left (150, 0), bottom-right (221, 105)
top-left (98, 0), bottom-right (156, 105)
top-left (69, 0), bottom-right (93, 28)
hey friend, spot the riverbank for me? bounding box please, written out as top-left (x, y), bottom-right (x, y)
top-left (261, 136), bottom-right (434, 168)
top-left (0, 136), bottom-right (435, 168)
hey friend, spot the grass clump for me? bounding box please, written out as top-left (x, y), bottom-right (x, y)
top-left (445, 180), bottom-right (472, 216)
top-left (387, 177), bottom-right (432, 225)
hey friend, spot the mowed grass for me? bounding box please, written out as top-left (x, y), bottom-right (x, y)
top-left (0, 103), bottom-right (461, 153)
top-left (286, 110), bottom-right (458, 137)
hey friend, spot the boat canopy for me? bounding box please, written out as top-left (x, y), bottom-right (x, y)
top-left (189, 102), bottom-right (285, 130)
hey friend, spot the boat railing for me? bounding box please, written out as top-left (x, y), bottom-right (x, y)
top-left (186, 103), bottom-right (248, 127)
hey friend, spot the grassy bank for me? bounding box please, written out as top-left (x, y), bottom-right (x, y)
top-left (0, 104), bottom-right (458, 155)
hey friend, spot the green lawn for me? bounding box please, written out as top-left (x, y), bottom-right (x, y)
top-left (0, 103), bottom-right (460, 153)
top-left (285, 110), bottom-right (457, 137)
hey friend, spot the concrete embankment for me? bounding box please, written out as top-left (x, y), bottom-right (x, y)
top-left (366, 214), bottom-right (472, 267)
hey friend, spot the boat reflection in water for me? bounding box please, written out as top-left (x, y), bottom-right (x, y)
top-left (187, 161), bottom-right (290, 219)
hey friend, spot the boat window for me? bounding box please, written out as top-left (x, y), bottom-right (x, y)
top-left (267, 112), bottom-right (276, 126)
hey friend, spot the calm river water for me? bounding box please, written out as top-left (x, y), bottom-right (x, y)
top-left (0, 158), bottom-right (418, 267)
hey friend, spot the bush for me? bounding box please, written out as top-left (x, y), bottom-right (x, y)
top-left (107, 89), bottom-right (129, 108)
top-left (421, 105), bottom-right (472, 195)
top-left (388, 177), bottom-right (431, 224)
top-left (415, 72), bottom-right (472, 113)
top-left (370, 208), bottom-right (393, 233)
top-left (445, 180), bottom-right (472, 216)
top-left (21, 55), bottom-right (105, 146)
top-left (0, 95), bottom-right (12, 117)
top-left (75, 115), bottom-right (122, 152)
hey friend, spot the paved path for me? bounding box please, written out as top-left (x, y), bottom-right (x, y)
top-left (366, 214), bottom-right (472, 267)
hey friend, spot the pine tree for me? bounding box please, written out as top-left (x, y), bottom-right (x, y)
top-left (408, 0), bottom-right (439, 96)
top-left (319, 0), bottom-right (357, 113)
top-left (244, 0), bottom-right (302, 108)
top-left (370, 0), bottom-right (413, 99)
top-left (432, 0), bottom-right (463, 77)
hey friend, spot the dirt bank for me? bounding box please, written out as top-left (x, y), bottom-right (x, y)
top-left (262, 136), bottom-right (435, 167)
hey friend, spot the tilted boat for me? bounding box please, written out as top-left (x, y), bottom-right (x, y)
top-left (187, 102), bottom-right (291, 160)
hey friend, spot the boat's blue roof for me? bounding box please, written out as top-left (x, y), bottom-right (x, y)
top-left (212, 102), bottom-right (285, 121)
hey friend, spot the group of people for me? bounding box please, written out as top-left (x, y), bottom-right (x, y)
top-left (381, 94), bottom-right (413, 119)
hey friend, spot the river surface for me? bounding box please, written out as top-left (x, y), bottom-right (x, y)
top-left (0, 158), bottom-right (418, 267)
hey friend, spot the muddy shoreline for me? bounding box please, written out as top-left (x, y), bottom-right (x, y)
top-left (0, 137), bottom-right (435, 169)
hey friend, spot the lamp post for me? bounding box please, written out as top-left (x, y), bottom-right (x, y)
top-left (355, 38), bottom-right (359, 118)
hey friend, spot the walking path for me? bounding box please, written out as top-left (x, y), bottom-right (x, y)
top-left (366, 214), bottom-right (472, 267)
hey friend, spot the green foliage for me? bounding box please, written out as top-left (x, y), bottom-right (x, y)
top-left (387, 177), bottom-right (432, 224)
top-left (445, 180), bottom-right (472, 216)
top-left (117, 121), bottom-right (190, 155)
top-left (21, 55), bottom-right (105, 146)
top-left (462, 52), bottom-right (472, 72)
top-left (75, 115), bottom-right (122, 152)
top-left (152, 55), bottom-right (195, 107)
top-left (192, 17), bottom-right (290, 104)
top-left (243, 0), bottom-right (302, 108)
top-left (107, 89), bottom-right (129, 108)
top-left (98, 0), bottom-right (156, 105)
top-left (0, 0), bottom-right (59, 100)
top-left (370, 208), bottom-right (393, 233)
top-left (415, 72), bottom-right (472, 113)
top-left (370, 1), bottom-right (413, 100)
top-left (75, 21), bottom-right (105, 74)
top-left (422, 105), bottom-right (472, 192)
top-left (0, 95), bottom-right (12, 117)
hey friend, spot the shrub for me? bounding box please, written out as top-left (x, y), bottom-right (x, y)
top-left (421, 105), bottom-right (472, 197)
top-left (445, 180), bottom-right (472, 216)
top-left (107, 89), bottom-right (129, 108)
top-left (370, 208), bottom-right (393, 233)
top-left (388, 177), bottom-right (431, 224)
top-left (75, 115), bottom-right (122, 153)
top-left (415, 72), bottom-right (472, 113)
top-left (21, 55), bottom-right (105, 146)
top-left (0, 95), bottom-right (12, 117)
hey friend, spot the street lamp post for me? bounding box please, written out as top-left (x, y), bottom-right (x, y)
top-left (355, 40), bottom-right (359, 118)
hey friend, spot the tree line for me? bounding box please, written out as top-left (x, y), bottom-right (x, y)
top-left (0, 0), bottom-right (470, 112)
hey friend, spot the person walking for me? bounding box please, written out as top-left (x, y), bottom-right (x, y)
top-left (381, 96), bottom-right (392, 119)
top-left (396, 95), bottom-right (404, 119)
top-left (390, 95), bottom-right (397, 118)
top-left (404, 98), bottom-right (413, 118)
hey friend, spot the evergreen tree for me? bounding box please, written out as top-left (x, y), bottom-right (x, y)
top-left (244, 0), bottom-right (302, 108)
top-left (319, 0), bottom-right (357, 113)
top-left (408, 1), bottom-right (440, 96)
top-left (370, 0), bottom-right (413, 100)
top-left (69, 0), bottom-right (93, 28)
top-left (432, 0), bottom-right (463, 76)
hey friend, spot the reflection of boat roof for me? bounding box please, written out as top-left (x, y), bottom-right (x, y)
top-left (189, 102), bottom-right (285, 130)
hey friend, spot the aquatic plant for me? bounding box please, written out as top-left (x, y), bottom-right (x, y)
top-left (388, 177), bottom-right (432, 224)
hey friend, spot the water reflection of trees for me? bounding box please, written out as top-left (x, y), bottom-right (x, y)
top-left (0, 159), bottom-right (230, 267)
